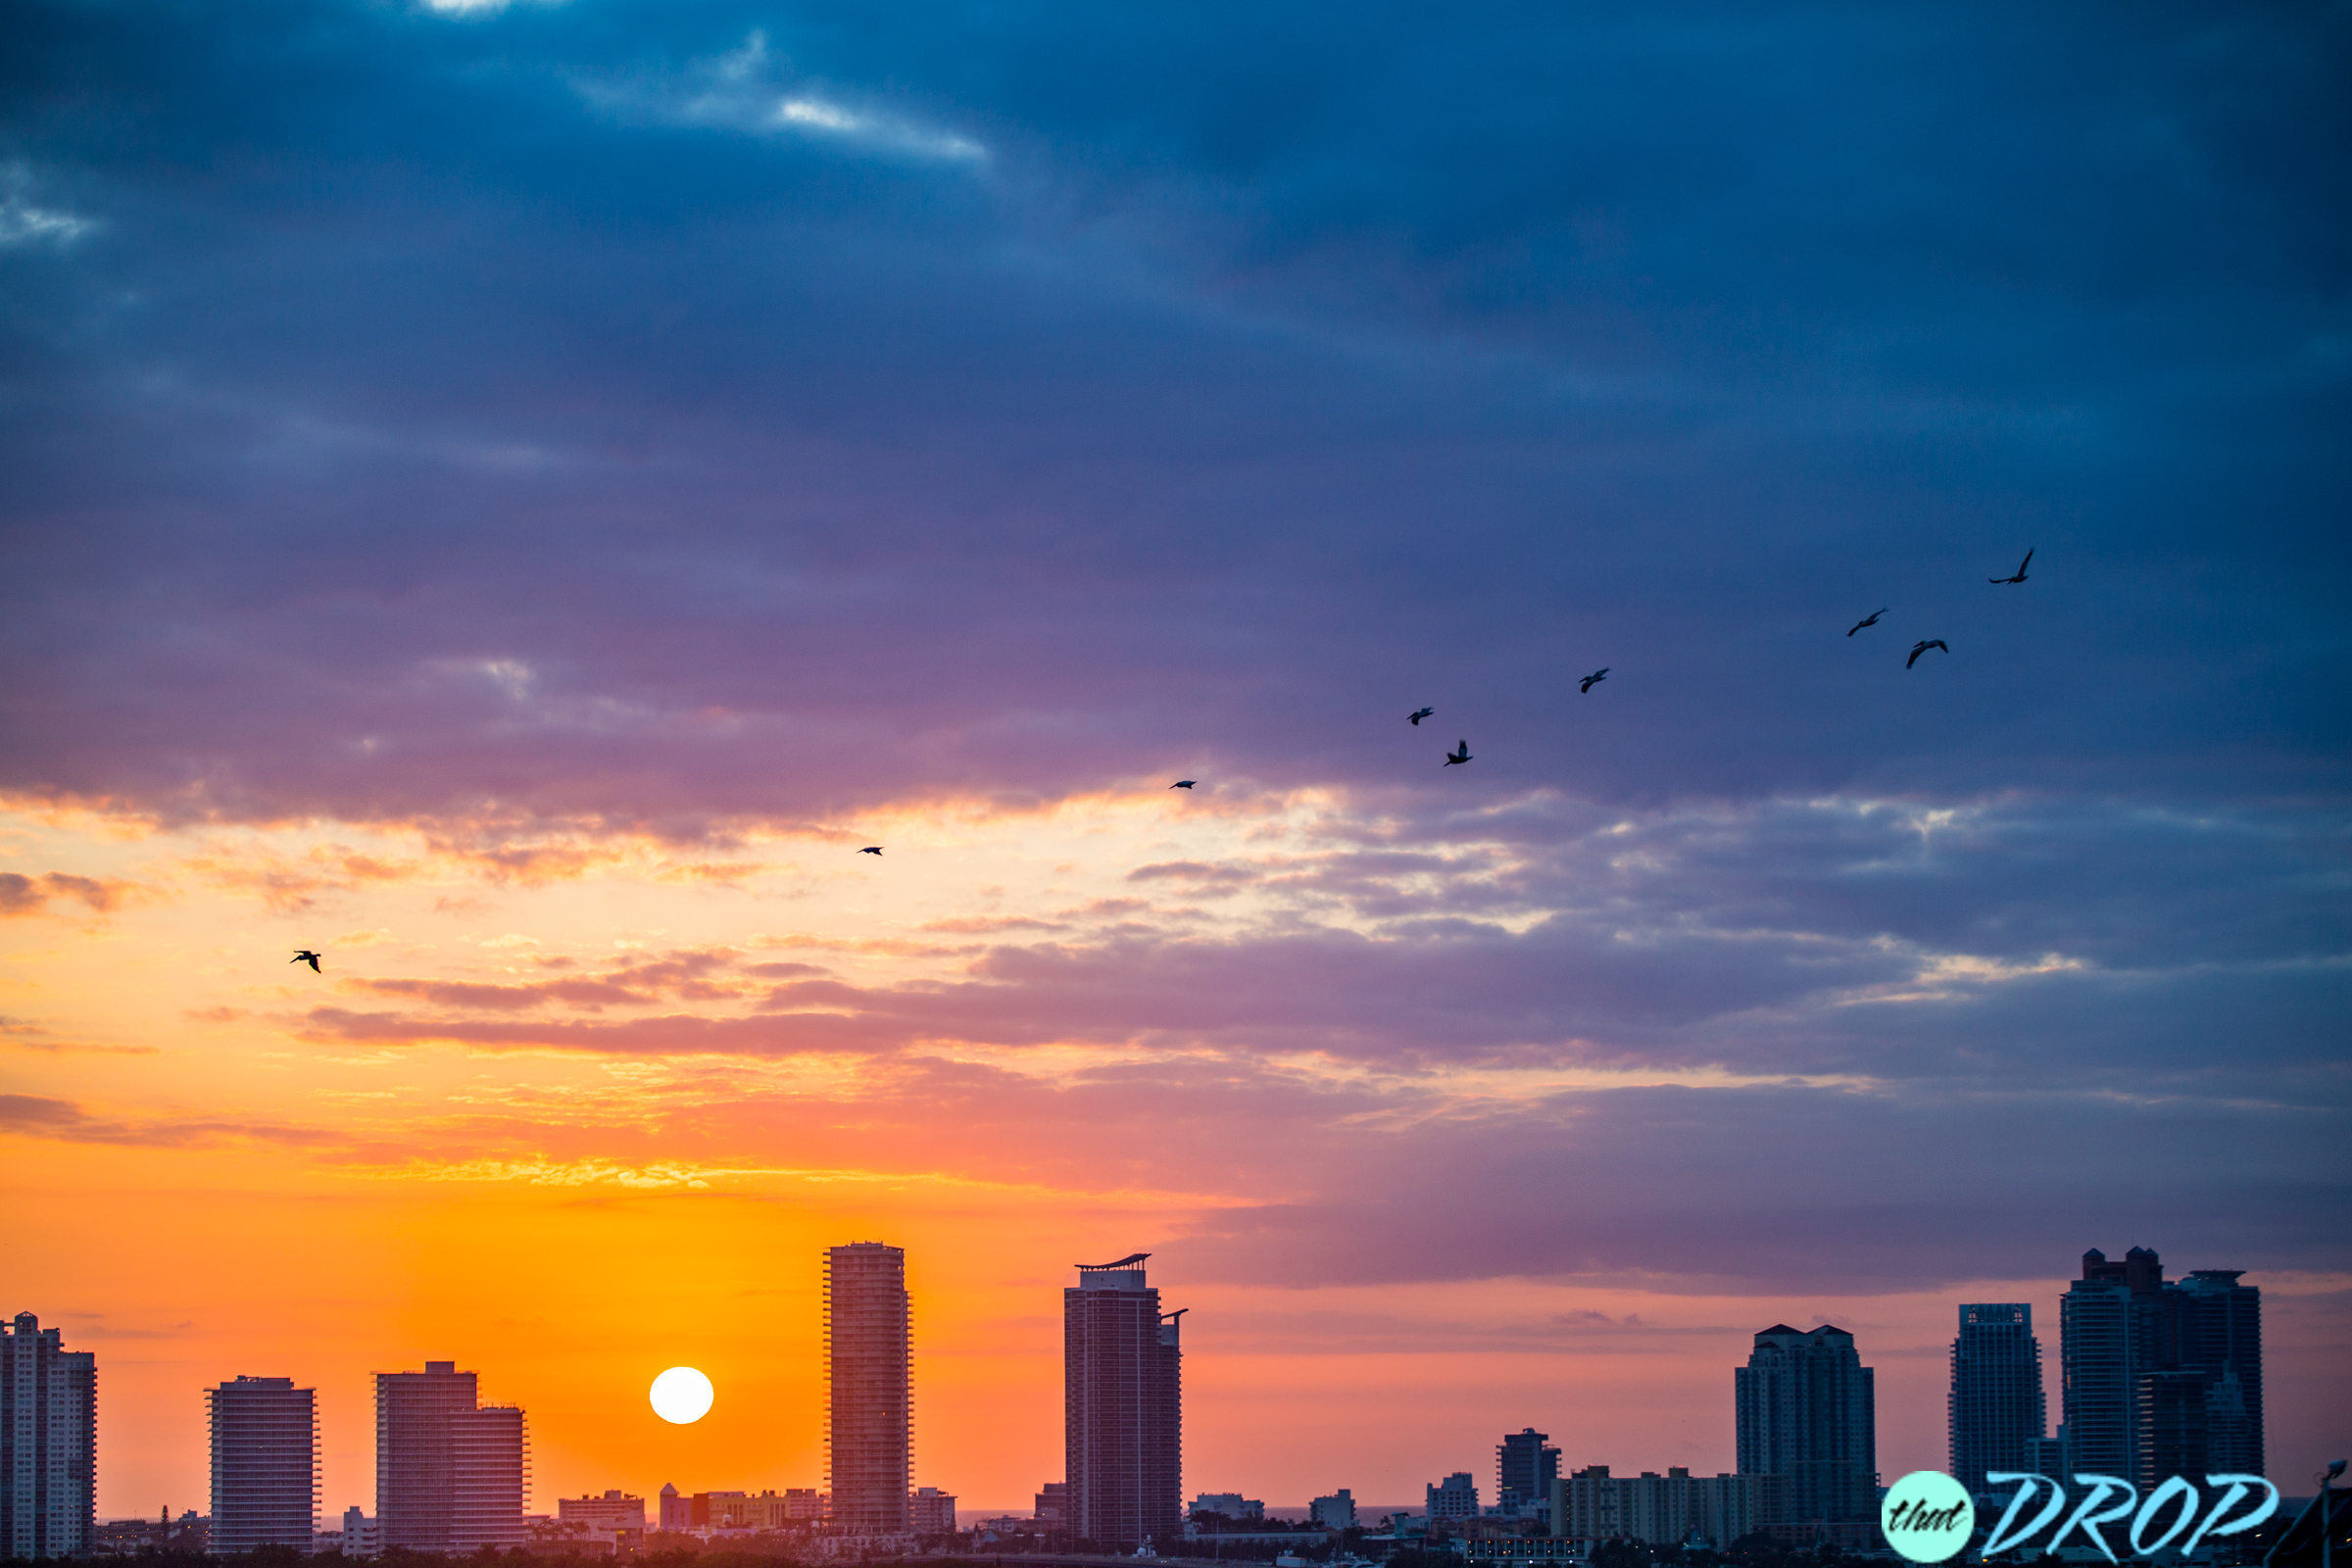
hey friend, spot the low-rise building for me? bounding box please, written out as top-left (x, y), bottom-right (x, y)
top-left (1193, 1494), bottom-right (1265, 1521)
top-left (1551, 1466), bottom-right (1755, 1548)
top-left (1033, 1483), bottom-right (1067, 1531)
top-left (1311, 1491), bottom-right (1356, 1530)
top-left (1429, 1474), bottom-right (1482, 1523)
top-left (340, 1507), bottom-right (380, 1557)
top-left (559, 1493), bottom-right (646, 1532)
top-left (908, 1489), bottom-right (956, 1535)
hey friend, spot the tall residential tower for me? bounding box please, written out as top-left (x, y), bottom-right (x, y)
top-left (2060, 1248), bottom-right (2263, 1486)
top-left (375, 1361), bottom-right (526, 1552)
top-left (1, 1314), bottom-right (95, 1560)
top-left (1948, 1305), bottom-right (2045, 1498)
top-left (208, 1376), bottom-right (319, 1552)
top-left (826, 1243), bottom-right (911, 1536)
top-left (1064, 1254), bottom-right (1182, 1550)
top-left (1735, 1323), bottom-right (1877, 1525)
top-left (1497, 1429), bottom-right (1560, 1517)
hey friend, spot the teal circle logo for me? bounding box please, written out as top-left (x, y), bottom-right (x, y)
top-left (1882, 1470), bottom-right (1975, 1563)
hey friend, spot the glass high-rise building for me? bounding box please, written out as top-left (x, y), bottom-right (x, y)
top-left (826, 1242), bottom-right (912, 1536)
top-left (1735, 1323), bottom-right (1877, 1524)
top-left (1064, 1253), bottom-right (1182, 1550)
top-left (1947, 1304), bottom-right (2045, 1498)
top-left (208, 1376), bottom-right (318, 1552)
top-left (2060, 1249), bottom-right (2264, 1487)
top-left (1, 1314), bottom-right (95, 1560)
top-left (374, 1361), bottom-right (525, 1552)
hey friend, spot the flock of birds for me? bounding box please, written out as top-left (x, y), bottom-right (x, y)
top-left (285, 547), bottom-right (2035, 974)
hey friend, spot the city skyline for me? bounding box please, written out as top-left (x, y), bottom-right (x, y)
top-left (5, 0), bottom-right (2348, 1537)
top-left (7, 1238), bottom-right (2321, 1534)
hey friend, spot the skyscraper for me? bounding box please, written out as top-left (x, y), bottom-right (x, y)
top-left (826, 1242), bottom-right (912, 1536)
top-left (2176, 1270), bottom-right (2263, 1477)
top-left (375, 1361), bottom-right (526, 1552)
top-left (1948, 1304), bottom-right (2045, 1498)
top-left (2060, 1249), bottom-right (2264, 1486)
top-left (208, 1376), bottom-right (318, 1552)
top-left (1063, 1253), bottom-right (1181, 1550)
top-left (1497, 1429), bottom-right (1560, 1515)
top-left (1, 1314), bottom-right (95, 1560)
top-left (1735, 1323), bottom-right (1877, 1524)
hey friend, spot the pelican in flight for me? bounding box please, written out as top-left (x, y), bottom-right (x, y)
top-left (1847, 609), bottom-right (1887, 636)
top-left (1990, 549), bottom-right (2034, 585)
top-left (858, 846), bottom-right (884, 856)
top-left (1580, 668), bottom-right (1608, 694)
top-left (1408, 708), bottom-right (1435, 725)
top-left (1170, 780), bottom-right (1196, 789)
top-left (291, 950), bottom-right (323, 972)
top-left (1907, 639), bottom-right (1948, 668)
top-left (1444, 739), bottom-right (1473, 766)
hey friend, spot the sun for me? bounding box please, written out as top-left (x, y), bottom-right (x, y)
top-left (649, 1366), bottom-right (714, 1424)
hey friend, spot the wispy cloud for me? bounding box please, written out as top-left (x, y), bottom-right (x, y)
top-left (0, 165), bottom-right (95, 248)
top-left (574, 31), bottom-right (987, 164)
top-left (0, 870), bottom-right (146, 918)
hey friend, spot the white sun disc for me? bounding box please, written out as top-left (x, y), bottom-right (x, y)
top-left (649, 1366), bottom-right (714, 1424)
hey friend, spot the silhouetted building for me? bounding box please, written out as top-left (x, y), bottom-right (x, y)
top-left (1499, 1429), bottom-right (1561, 1516)
top-left (1192, 1494), bottom-right (1264, 1521)
top-left (1064, 1253), bottom-right (1182, 1549)
top-left (374, 1360), bottom-right (526, 1551)
top-left (1948, 1304), bottom-right (2045, 1498)
top-left (827, 1242), bottom-right (912, 1536)
top-left (1033, 1482), bottom-right (1067, 1529)
top-left (2177, 1269), bottom-right (2263, 1477)
top-left (1428, 1473), bottom-right (1480, 1522)
top-left (208, 1376), bottom-right (318, 1552)
top-left (1311, 1491), bottom-right (1356, 1530)
top-left (1735, 1324), bottom-right (1876, 1524)
top-left (2061, 1249), bottom-right (2264, 1488)
top-left (658, 1485), bottom-right (688, 1532)
top-left (1, 1313), bottom-right (95, 1559)
top-left (1555, 1466), bottom-right (1757, 1547)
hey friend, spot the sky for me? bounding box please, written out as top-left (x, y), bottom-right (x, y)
top-left (3, 0), bottom-right (2349, 1525)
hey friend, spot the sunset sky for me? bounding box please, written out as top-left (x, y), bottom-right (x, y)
top-left (3, 0), bottom-right (2349, 1526)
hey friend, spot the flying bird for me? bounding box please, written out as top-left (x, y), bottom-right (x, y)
top-left (1170, 780), bottom-right (1196, 789)
top-left (1444, 739), bottom-right (1473, 766)
top-left (1408, 708), bottom-right (1435, 725)
top-left (1990, 549), bottom-right (2034, 585)
top-left (1580, 668), bottom-right (1608, 693)
top-left (858, 846), bottom-right (883, 856)
top-left (290, 950), bottom-right (322, 972)
top-left (1907, 639), bottom-right (1948, 668)
top-left (1846, 609), bottom-right (1887, 636)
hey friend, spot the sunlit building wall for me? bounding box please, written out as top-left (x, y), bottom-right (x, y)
top-left (827, 1242), bottom-right (911, 1535)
